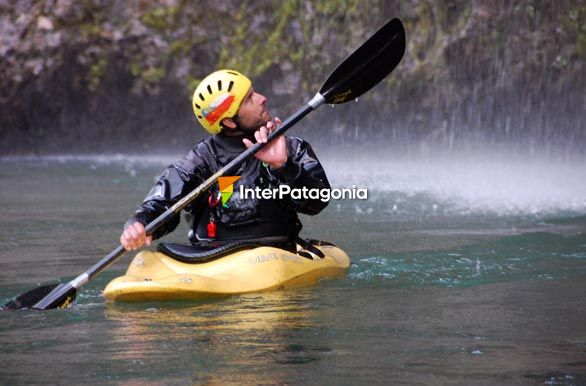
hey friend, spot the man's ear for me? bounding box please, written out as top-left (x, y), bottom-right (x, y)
top-left (221, 117), bottom-right (237, 129)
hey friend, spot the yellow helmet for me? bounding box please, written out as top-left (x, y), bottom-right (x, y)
top-left (192, 69), bottom-right (252, 134)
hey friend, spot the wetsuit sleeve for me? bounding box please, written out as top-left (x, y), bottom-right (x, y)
top-left (125, 147), bottom-right (209, 240)
top-left (268, 137), bottom-right (331, 215)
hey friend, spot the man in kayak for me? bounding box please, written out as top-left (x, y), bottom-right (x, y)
top-left (120, 69), bottom-right (330, 253)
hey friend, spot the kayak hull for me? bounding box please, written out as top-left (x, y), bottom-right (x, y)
top-left (103, 244), bottom-right (350, 302)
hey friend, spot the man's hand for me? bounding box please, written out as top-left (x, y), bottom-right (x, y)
top-left (120, 221), bottom-right (152, 251)
top-left (243, 117), bottom-right (287, 169)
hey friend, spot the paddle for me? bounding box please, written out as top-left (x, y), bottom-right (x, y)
top-left (2, 17), bottom-right (405, 310)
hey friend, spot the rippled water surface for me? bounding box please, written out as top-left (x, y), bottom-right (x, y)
top-left (1, 155), bottom-right (585, 385)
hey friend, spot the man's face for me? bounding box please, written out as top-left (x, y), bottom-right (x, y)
top-left (234, 87), bottom-right (272, 132)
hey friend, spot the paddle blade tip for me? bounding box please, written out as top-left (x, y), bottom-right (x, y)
top-left (2, 283), bottom-right (77, 311)
top-left (319, 17), bottom-right (406, 105)
top-left (2, 283), bottom-right (60, 311)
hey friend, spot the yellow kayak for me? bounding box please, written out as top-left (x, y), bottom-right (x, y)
top-left (103, 242), bottom-right (350, 302)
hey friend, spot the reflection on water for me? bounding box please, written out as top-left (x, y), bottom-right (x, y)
top-left (106, 291), bottom-right (319, 337)
top-left (3, 280), bottom-right (585, 384)
top-left (0, 157), bottom-right (585, 384)
top-left (104, 291), bottom-right (331, 385)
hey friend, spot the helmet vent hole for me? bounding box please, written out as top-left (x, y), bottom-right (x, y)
top-left (195, 104), bottom-right (200, 110)
top-left (228, 81), bottom-right (234, 92)
top-left (217, 80), bottom-right (222, 91)
top-left (199, 93), bottom-right (204, 101)
top-left (197, 115), bottom-right (202, 119)
top-left (207, 85), bottom-right (212, 94)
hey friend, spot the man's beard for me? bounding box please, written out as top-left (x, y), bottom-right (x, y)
top-left (234, 112), bottom-right (272, 134)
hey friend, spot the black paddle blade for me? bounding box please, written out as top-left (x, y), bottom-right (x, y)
top-left (32, 283), bottom-right (77, 310)
top-left (2, 283), bottom-right (59, 310)
top-left (2, 283), bottom-right (77, 311)
top-left (319, 18), bottom-right (406, 104)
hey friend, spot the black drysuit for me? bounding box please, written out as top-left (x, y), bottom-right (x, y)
top-left (127, 133), bottom-right (330, 249)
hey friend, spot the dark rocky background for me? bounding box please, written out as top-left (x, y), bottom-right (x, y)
top-left (1, 0), bottom-right (584, 157)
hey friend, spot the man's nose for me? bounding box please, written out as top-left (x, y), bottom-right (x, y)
top-left (255, 92), bottom-right (266, 105)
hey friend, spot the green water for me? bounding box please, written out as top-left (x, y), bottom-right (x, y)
top-left (1, 156), bottom-right (585, 385)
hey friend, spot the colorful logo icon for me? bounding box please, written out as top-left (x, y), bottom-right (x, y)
top-left (217, 176), bottom-right (241, 207)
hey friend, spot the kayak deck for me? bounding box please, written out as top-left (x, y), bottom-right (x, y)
top-left (103, 244), bottom-right (350, 302)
